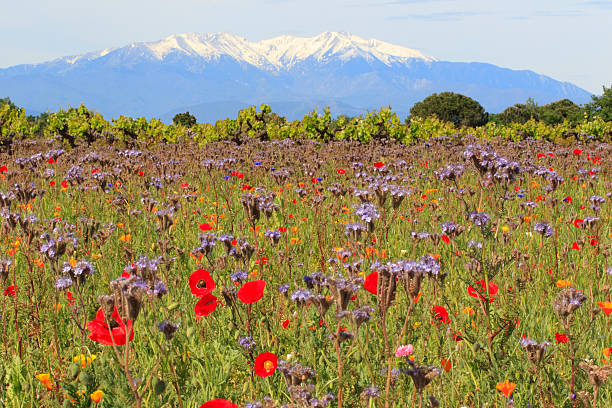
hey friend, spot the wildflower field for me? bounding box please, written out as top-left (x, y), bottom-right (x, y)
top-left (0, 136), bottom-right (610, 408)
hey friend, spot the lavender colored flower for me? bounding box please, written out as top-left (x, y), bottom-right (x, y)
top-left (238, 336), bottom-right (255, 350)
top-left (534, 221), bottom-right (554, 238)
top-left (231, 270), bottom-right (249, 283)
top-left (290, 288), bottom-right (313, 305)
top-left (469, 211), bottom-right (490, 227)
top-left (157, 321), bottom-right (180, 340)
top-left (54, 277), bottom-right (73, 291)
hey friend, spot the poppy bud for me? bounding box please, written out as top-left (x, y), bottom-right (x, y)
top-left (69, 363), bottom-right (81, 380)
top-left (153, 377), bottom-right (166, 395)
top-left (79, 371), bottom-right (94, 387)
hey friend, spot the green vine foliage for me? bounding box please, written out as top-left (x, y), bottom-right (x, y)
top-left (1, 103), bottom-right (611, 150)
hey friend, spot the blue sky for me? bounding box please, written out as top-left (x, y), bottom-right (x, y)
top-left (1, 0), bottom-right (610, 94)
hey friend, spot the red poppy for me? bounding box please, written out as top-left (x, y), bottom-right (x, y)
top-left (181, 183), bottom-right (189, 188)
top-left (363, 271), bottom-right (378, 295)
top-left (87, 306), bottom-right (134, 346)
top-left (374, 162), bottom-right (385, 168)
top-left (468, 280), bottom-right (498, 303)
top-left (138, 170), bottom-right (144, 176)
top-left (66, 291), bottom-right (75, 306)
top-left (441, 358), bottom-right (452, 372)
top-left (590, 238), bottom-right (598, 247)
top-left (199, 399), bottom-right (238, 408)
top-left (573, 149), bottom-right (582, 155)
top-left (194, 293), bottom-right (219, 317)
top-left (48, 157), bottom-right (55, 164)
top-left (572, 242), bottom-right (580, 250)
top-left (0, 165), bottom-right (7, 173)
top-left (4, 285), bottom-right (16, 296)
top-left (254, 352), bottom-right (278, 378)
top-left (282, 319), bottom-right (293, 329)
top-left (433, 306), bottom-right (451, 323)
top-left (199, 223), bottom-right (213, 231)
top-left (337, 169), bottom-right (345, 175)
top-left (61, 180), bottom-right (68, 188)
top-left (555, 332), bottom-right (568, 344)
top-left (573, 218), bottom-right (584, 228)
top-left (441, 234), bottom-right (450, 244)
top-left (537, 153), bottom-right (545, 158)
top-left (237, 280), bottom-right (266, 304)
top-left (49, 181), bottom-right (56, 187)
top-left (189, 269), bottom-right (215, 297)
top-left (563, 196), bottom-right (573, 203)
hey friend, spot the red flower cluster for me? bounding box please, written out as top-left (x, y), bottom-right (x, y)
top-left (433, 306), bottom-right (451, 324)
top-left (189, 269), bottom-right (219, 317)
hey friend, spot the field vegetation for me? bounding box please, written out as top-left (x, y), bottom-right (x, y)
top-left (0, 129), bottom-right (610, 407)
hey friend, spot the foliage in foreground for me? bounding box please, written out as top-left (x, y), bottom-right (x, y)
top-left (0, 136), bottom-right (610, 408)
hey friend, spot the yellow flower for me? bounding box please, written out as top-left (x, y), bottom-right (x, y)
top-left (35, 373), bottom-right (53, 390)
top-left (90, 390), bottom-right (104, 403)
top-left (413, 321), bottom-right (422, 330)
top-left (73, 354), bottom-right (97, 368)
top-left (501, 225), bottom-right (510, 232)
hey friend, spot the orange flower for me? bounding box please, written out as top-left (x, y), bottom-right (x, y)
top-left (462, 307), bottom-right (475, 316)
top-left (90, 390), bottom-right (104, 403)
top-left (598, 301), bottom-right (612, 316)
top-left (496, 380), bottom-right (516, 397)
top-left (35, 373), bottom-right (53, 390)
top-left (118, 234), bottom-right (131, 243)
top-left (555, 279), bottom-right (571, 288)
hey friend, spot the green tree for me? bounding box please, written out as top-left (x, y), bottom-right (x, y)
top-left (0, 97), bottom-right (16, 108)
top-left (585, 85), bottom-right (612, 122)
top-left (409, 92), bottom-right (488, 127)
top-left (172, 111), bottom-right (197, 128)
top-left (538, 99), bottom-right (582, 125)
top-left (493, 98), bottom-right (539, 125)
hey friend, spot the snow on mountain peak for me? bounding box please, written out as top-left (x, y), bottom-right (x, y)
top-left (61, 32), bottom-right (436, 68)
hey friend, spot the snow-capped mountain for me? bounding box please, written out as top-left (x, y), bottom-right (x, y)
top-left (0, 32), bottom-right (591, 121)
top-left (55, 32), bottom-right (436, 70)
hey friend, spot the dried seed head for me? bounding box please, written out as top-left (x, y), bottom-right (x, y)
top-left (579, 362), bottom-right (612, 388)
top-left (552, 288), bottom-right (587, 323)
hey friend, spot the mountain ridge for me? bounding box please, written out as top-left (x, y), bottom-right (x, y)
top-left (0, 31), bottom-right (592, 121)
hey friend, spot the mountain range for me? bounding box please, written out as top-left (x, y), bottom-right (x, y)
top-left (0, 31), bottom-right (593, 122)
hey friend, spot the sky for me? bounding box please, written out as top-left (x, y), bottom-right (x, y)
top-left (1, 0), bottom-right (610, 94)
